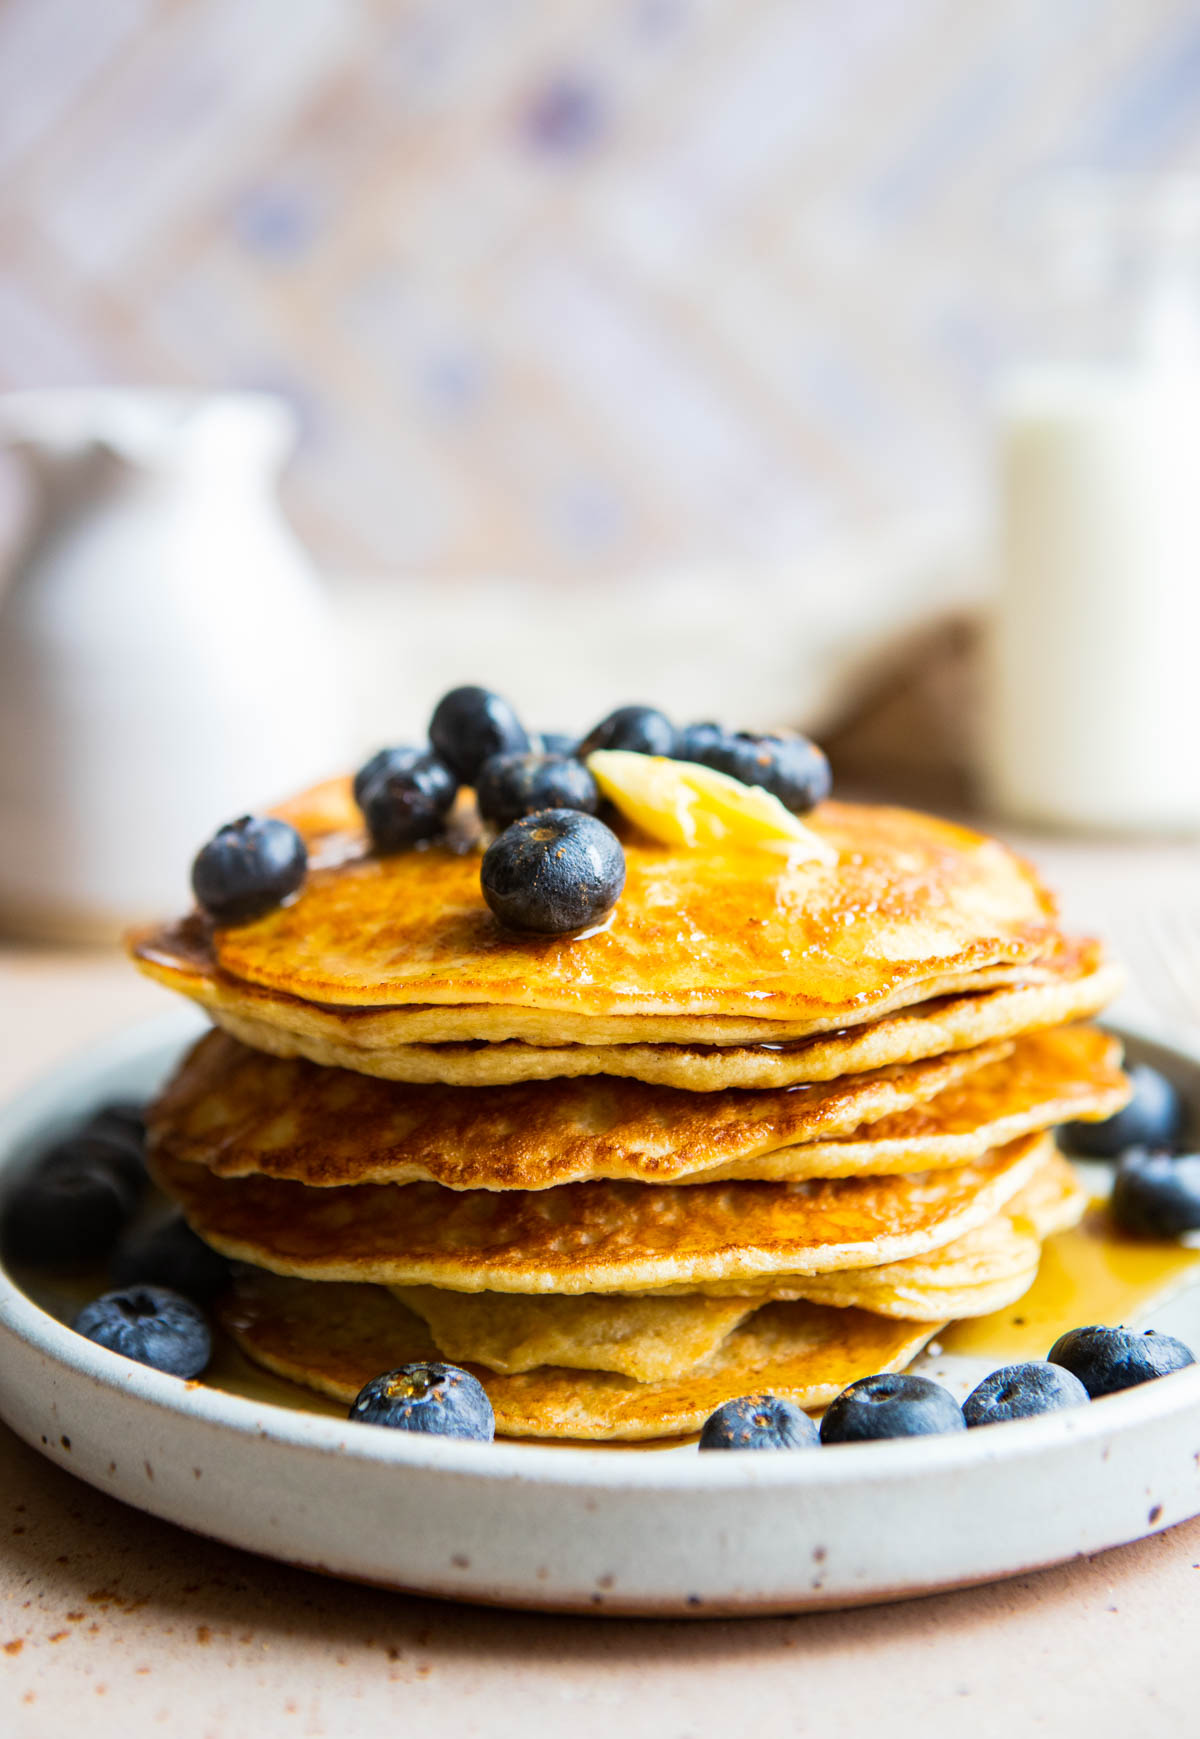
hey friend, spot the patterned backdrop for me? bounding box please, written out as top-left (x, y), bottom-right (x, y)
top-left (2, 0), bottom-right (1200, 586)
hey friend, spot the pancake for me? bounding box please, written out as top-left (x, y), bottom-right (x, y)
top-left (218, 1272), bottom-right (939, 1440)
top-left (391, 1154), bottom-right (1086, 1373)
top-left (131, 778), bottom-right (1066, 1027)
top-left (135, 942), bottom-right (1121, 1088)
top-left (149, 1024), bottom-right (1126, 1191)
top-left (152, 1129), bottom-right (1050, 1293)
top-left (147, 1027), bottom-right (1009, 1191)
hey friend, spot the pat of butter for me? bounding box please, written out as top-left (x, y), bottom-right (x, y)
top-left (587, 751), bottom-right (836, 860)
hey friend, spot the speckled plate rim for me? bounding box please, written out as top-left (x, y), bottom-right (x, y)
top-left (2, 1006), bottom-right (1200, 1615)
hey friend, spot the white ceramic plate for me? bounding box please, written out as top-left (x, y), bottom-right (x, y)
top-left (2, 1008), bottom-right (1200, 1616)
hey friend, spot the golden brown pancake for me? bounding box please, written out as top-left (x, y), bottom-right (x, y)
top-left (131, 931), bottom-right (1120, 1088)
top-left (218, 1272), bottom-right (940, 1440)
top-left (152, 1130), bottom-right (1049, 1293)
top-left (389, 1153), bottom-right (1085, 1376)
top-left (147, 1027), bottom-right (1007, 1191)
top-left (131, 777), bottom-right (1065, 1026)
top-left (149, 1024), bottom-right (1125, 1191)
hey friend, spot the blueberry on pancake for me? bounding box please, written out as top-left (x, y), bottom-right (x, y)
top-left (192, 815), bottom-right (307, 925)
top-left (430, 685), bottom-right (530, 783)
top-left (481, 809), bottom-right (625, 934)
top-left (476, 751), bottom-right (599, 827)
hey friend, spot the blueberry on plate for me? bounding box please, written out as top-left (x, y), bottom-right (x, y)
top-left (1048, 1325), bottom-right (1196, 1396)
top-left (85, 1099), bottom-right (146, 1149)
top-left (480, 809), bottom-right (625, 935)
top-left (1110, 1147), bottom-right (1200, 1238)
top-left (110, 1213), bottom-right (232, 1304)
top-left (1060, 1062), bottom-right (1185, 1158)
top-left (429, 686), bottom-right (530, 784)
top-left (191, 815), bottom-right (307, 925)
top-left (577, 705), bottom-right (676, 758)
top-left (698, 1393), bottom-right (819, 1451)
top-left (40, 1128), bottom-right (147, 1202)
top-left (350, 1362), bottom-right (495, 1440)
top-left (476, 752), bottom-right (599, 827)
top-left (681, 729), bottom-right (832, 814)
top-left (3, 1146), bottom-right (138, 1267)
top-left (537, 731), bottom-right (579, 757)
top-left (819, 1373), bottom-right (965, 1443)
top-left (74, 1286), bottom-right (211, 1379)
top-left (353, 744), bottom-right (428, 808)
top-left (963, 1361), bottom-right (1089, 1427)
top-left (360, 751), bottom-right (458, 851)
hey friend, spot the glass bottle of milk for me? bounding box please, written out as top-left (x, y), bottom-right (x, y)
top-left (981, 177), bottom-right (1200, 834)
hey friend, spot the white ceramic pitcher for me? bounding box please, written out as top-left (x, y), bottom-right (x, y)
top-left (0, 390), bottom-right (349, 940)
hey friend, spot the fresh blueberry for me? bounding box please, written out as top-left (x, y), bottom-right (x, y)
top-left (480, 809), bottom-right (625, 935)
top-left (577, 705), bottom-right (676, 758)
top-left (819, 1372), bottom-right (966, 1443)
top-left (3, 1145), bottom-right (138, 1267)
top-left (476, 752), bottom-right (599, 827)
top-left (350, 1361), bottom-right (495, 1440)
top-left (361, 751), bottom-right (458, 851)
top-left (698, 1393), bottom-right (820, 1451)
top-left (74, 1285), bottom-right (212, 1378)
top-left (680, 729), bottom-right (832, 814)
top-left (1110, 1147), bottom-right (1200, 1238)
top-left (353, 745), bottom-right (427, 808)
top-left (110, 1214), bottom-right (232, 1304)
top-left (1061, 1062), bottom-right (1185, 1158)
top-left (39, 1129), bottom-right (147, 1203)
top-left (85, 1100), bottom-right (146, 1148)
top-left (963, 1361), bottom-right (1089, 1427)
top-left (191, 815), bottom-right (307, 925)
top-left (429, 686), bottom-right (530, 784)
top-left (1049, 1324), bottom-right (1196, 1396)
top-left (674, 720), bottom-right (725, 762)
top-left (537, 732), bottom-right (579, 757)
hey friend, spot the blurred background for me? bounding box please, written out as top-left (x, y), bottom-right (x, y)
top-left (4, 0), bottom-right (1200, 935)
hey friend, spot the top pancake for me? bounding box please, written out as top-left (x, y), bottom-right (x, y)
top-left (131, 777), bottom-right (1063, 1027)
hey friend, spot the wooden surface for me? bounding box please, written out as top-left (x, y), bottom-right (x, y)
top-left (3, 829), bottom-right (1200, 1737)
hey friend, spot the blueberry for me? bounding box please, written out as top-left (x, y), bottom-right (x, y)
top-left (538, 732), bottom-right (578, 757)
top-left (350, 1361), bottom-right (494, 1440)
top-left (674, 720), bottom-right (725, 761)
top-left (1048, 1324), bottom-right (1196, 1396)
top-left (191, 815), bottom-right (307, 925)
top-left (819, 1373), bottom-right (965, 1443)
top-left (42, 1129), bottom-right (147, 1203)
top-left (963, 1361), bottom-right (1089, 1427)
top-left (1061, 1062), bottom-right (1185, 1158)
top-left (429, 686), bottom-right (530, 784)
top-left (680, 729), bottom-right (832, 814)
top-left (3, 1145), bottom-right (138, 1267)
top-left (1110, 1147), bottom-right (1200, 1238)
top-left (480, 809), bottom-right (625, 935)
top-left (85, 1100), bottom-right (146, 1148)
top-left (74, 1286), bottom-right (211, 1378)
top-left (110, 1214), bottom-right (232, 1304)
top-left (698, 1393), bottom-right (820, 1451)
top-left (353, 745), bottom-right (426, 808)
top-left (361, 751), bottom-right (458, 851)
top-left (476, 753), bottom-right (599, 827)
top-left (577, 704), bottom-right (676, 758)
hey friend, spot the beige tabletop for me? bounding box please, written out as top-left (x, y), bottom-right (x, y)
top-left (3, 831), bottom-right (1200, 1739)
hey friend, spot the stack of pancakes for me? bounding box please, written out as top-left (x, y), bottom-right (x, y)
top-left (130, 779), bottom-right (1129, 1440)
